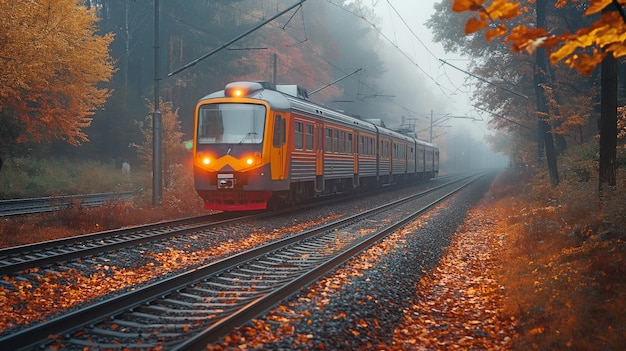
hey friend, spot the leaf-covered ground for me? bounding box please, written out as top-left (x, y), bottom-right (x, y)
top-left (1, 170), bottom-right (624, 349)
top-left (207, 188), bottom-right (518, 350)
top-left (205, 170), bottom-right (626, 350)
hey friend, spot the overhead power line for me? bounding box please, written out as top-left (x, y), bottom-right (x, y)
top-left (439, 59), bottom-right (529, 100)
top-left (168, 0), bottom-right (306, 77)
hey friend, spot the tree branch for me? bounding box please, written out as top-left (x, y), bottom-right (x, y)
top-left (611, 0), bottom-right (626, 24)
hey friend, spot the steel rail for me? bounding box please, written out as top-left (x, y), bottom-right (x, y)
top-left (174, 173), bottom-right (485, 350)
top-left (0, 173), bottom-right (485, 351)
top-left (0, 212), bottom-right (255, 276)
top-left (0, 192), bottom-right (135, 217)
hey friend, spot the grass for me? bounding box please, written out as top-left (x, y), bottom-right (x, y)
top-left (0, 157), bottom-right (142, 198)
top-left (0, 157), bottom-right (205, 247)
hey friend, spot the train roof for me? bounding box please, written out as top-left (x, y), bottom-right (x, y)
top-left (199, 81), bottom-right (437, 149)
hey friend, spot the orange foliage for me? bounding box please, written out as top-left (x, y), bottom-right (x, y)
top-left (0, 0), bottom-right (114, 145)
top-left (452, 0), bottom-right (626, 76)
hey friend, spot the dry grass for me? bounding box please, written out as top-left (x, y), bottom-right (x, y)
top-left (0, 164), bottom-right (205, 248)
top-left (491, 168), bottom-right (626, 350)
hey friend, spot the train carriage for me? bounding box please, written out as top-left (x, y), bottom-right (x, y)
top-left (193, 81), bottom-right (438, 211)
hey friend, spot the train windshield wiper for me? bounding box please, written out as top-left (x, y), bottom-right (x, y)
top-left (239, 132), bottom-right (258, 144)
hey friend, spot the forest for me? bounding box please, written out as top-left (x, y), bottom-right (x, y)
top-left (1, 1), bottom-right (626, 349)
top-left (1, 0), bottom-right (424, 172)
top-left (0, 0), bottom-right (625, 199)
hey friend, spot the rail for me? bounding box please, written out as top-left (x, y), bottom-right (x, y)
top-left (0, 192), bottom-right (135, 217)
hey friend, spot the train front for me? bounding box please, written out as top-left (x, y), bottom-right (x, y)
top-left (192, 82), bottom-right (289, 211)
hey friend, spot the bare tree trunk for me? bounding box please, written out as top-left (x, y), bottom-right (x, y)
top-left (599, 53), bottom-right (617, 191)
top-left (535, 0), bottom-right (560, 186)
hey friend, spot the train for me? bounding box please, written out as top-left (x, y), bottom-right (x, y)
top-left (192, 81), bottom-right (439, 211)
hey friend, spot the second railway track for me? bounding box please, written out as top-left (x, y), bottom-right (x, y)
top-left (0, 172), bottom-right (486, 351)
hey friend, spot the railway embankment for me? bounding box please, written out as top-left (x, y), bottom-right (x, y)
top-left (487, 169), bottom-right (626, 350)
top-left (1, 169), bottom-right (624, 349)
top-left (206, 169), bottom-right (625, 350)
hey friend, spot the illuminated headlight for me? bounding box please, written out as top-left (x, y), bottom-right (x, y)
top-left (196, 153), bottom-right (212, 166)
top-left (241, 152), bottom-right (261, 167)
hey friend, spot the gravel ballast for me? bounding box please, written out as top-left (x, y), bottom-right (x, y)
top-left (207, 173), bottom-right (517, 350)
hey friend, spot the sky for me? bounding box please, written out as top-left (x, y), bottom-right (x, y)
top-left (357, 0), bottom-right (490, 142)
top-left (352, 0), bottom-right (509, 168)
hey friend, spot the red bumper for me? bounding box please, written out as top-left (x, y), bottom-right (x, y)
top-left (199, 190), bottom-right (272, 211)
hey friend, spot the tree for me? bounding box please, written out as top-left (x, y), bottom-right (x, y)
top-left (135, 99), bottom-right (186, 188)
top-left (0, 0), bottom-right (114, 146)
top-left (452, 0), bottom-right (623, 189)
top-left (534, 0), bottom-right (560, 186)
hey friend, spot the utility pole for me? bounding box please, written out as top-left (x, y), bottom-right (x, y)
top-left (272, 53), bottom-right (277, 84)
top-left (430, 110), bottom-right (433, 143)
top-left (152, 0), bottom-right (162, 206)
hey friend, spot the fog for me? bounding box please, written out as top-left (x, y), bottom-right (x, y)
top-left (321, 0), bottom-right (509, 169)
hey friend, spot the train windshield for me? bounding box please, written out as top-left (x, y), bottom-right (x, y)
top-left (197, 103), bottom-right (266, 144)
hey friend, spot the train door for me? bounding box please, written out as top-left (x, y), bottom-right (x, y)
top-left (373, 125), bottom-right (380, 182)
top-left (315, 122), bottom-right (324, 192)
top-left (388, 140), bottom-right (393, 182)
top-left (353, 131), bottom-right (359, 187)
top-left (270, 113), bottom-right (288, 188)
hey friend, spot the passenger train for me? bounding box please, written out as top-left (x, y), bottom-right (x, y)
top-left (193, 81), bottom-right (439, 211)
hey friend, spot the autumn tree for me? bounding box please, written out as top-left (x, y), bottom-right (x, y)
top-left (0, 0), bottom-right (115, 147)
top-left (135, 99), bottom-right (186, 189)
top-left (451, 0), bottom-right (624, 189)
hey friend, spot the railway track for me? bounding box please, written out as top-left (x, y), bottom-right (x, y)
top-left (0, 172), bottom-right (485, 351)
top-left (0, 192), bottom-right (135, 217)
top-left (0, 212), bottom-right (256, 276)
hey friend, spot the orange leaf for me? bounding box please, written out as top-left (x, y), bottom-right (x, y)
top-left (465, 17), bottom-right (489, 34)
top-left (585, 0), bottom-right (612, 15)
top-left (486, 24), bottom-right (508, 41)
top-left (452, 0), bottom-right (486, 12)
top-left (484, 0), bottom-right (521, 20)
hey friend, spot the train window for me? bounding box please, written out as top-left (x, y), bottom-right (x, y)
top-left (273, 114), bottom-right (285, 147)
top-left (347, 133), bottom-right (353, 154)
top-left (198, 103), bottom-right (265, 144)
top-left (339, 131), bottom-right (345, 154)
top-left (326, 128), bottom-right (332, 153)
top-left (305, 124), bottom-right (314, 151)
top-left (294, 121), bottom-right (303, 150)
top-left (333, 130), bottom-right (339, 153)
top-left (359, 136), bottom-right (364, 154)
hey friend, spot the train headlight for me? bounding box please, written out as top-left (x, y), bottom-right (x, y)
top-left (240, 153), bottom-right (261, 168)
top-left (196, 152), bottom-right (212, 167)
top-left (233, 88), bottom-right (244, 97)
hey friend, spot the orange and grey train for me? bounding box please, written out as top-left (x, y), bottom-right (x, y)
top-left (192, 81), bottom-right (439, 211)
